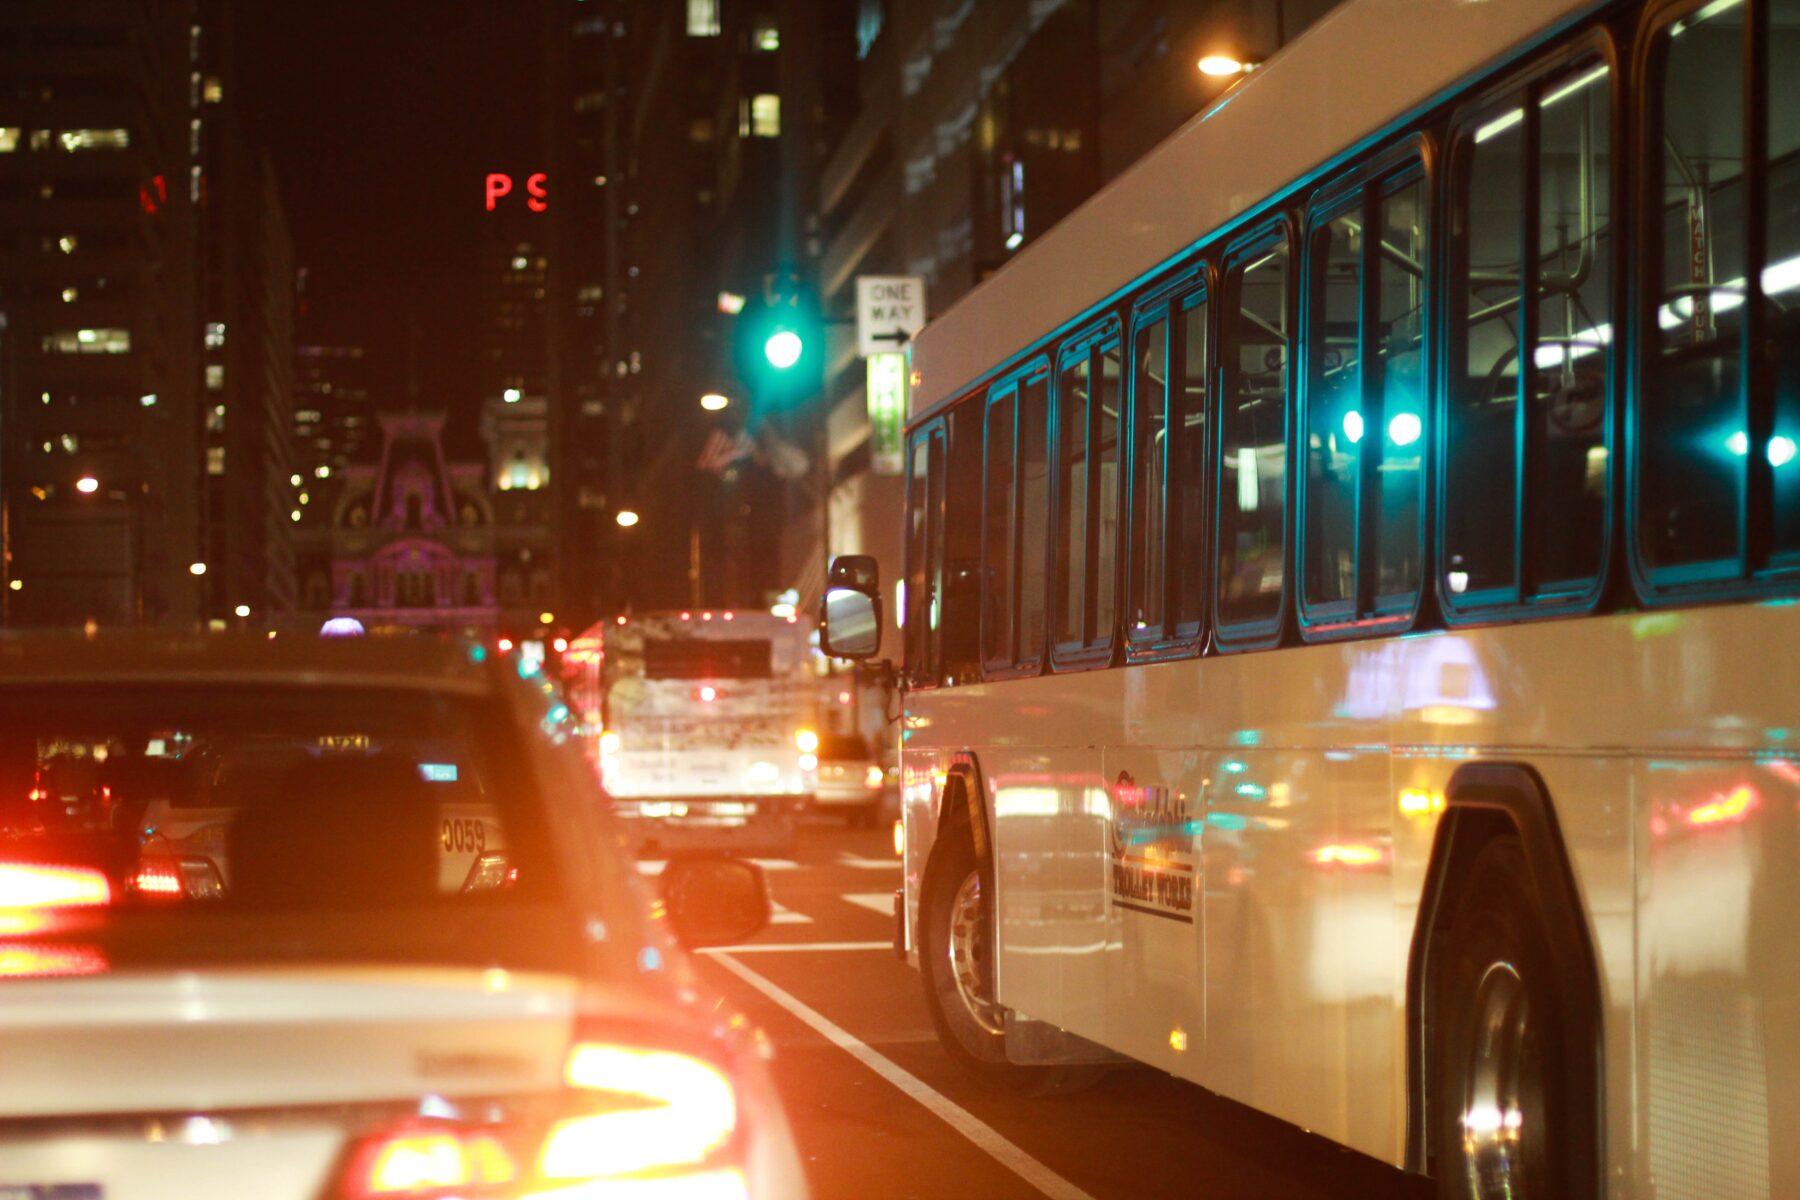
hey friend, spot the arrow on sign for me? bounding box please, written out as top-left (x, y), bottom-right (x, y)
top-left (868, 329), bottom-right (912, 345)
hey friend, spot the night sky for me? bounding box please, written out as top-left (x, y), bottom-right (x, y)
top-left (239, 2), bottom-right (543, 454)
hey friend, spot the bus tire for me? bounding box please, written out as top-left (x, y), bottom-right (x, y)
top-left (917, 808), bottom-right (1100, 1094)
top-left (1429, 834), bottom-right (1575, 1199)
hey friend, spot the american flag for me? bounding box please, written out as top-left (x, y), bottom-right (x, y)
top-left (696, 428), bottom-right (755, 474)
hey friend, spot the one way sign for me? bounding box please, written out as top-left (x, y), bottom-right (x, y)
top-left (856, 275), bottom-right (926, 358)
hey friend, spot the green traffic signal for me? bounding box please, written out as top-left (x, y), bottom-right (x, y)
top-left (764, 329), bottom-right (804, 370)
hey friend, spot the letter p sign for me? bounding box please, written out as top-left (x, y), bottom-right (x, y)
top-left (485, 173), bottom-right (514, 212)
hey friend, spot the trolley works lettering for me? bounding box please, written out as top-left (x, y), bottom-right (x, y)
top-left (1108, 771), bottom-right (1196, 923)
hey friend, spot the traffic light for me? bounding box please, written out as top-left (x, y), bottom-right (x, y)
top-left (735, 271), bottom-right (821, 406)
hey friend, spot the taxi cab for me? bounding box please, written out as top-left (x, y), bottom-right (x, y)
top-left (0, 633), bottom-right (806, 1200)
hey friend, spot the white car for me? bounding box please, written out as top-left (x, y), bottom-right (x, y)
top-left (0, 633), bottom-right (807, 1200)
top-left (807, 733), bottom-right (888, 827)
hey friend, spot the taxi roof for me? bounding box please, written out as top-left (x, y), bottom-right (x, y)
top-left (0, 632), bottom-right (495, 696)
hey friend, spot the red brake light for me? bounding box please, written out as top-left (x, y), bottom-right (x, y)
top-left (338, 1041), bottom-right (746, 1199)
top-left (129, 856), bottom-right (225, 901)
top-left (0, 863), bottom-right (112, 909)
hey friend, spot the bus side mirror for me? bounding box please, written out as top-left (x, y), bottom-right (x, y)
top-left (820, 555), bottom-right (881, 660)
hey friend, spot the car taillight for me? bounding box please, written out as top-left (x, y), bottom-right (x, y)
top-left (129, 856), bottom-right (224, 901)
top-left (0, 862), bottom-right (111, 909)
top-left (339, 1041), bottom-right (747, 1200)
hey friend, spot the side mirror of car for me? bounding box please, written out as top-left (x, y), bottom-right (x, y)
top-left (820, 555), bottom-right (881, 660)
top-left (659, 856), bottom-right (771, 948)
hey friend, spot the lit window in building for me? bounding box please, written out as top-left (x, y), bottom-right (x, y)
top-left (61, 287), bottom-right (77, 303)
top-left (43, 328), bottom-right (130, 355)
top-left (689, 117), bottom-right (714, 144)
top-left (745, 94), bottom-right (780, 138)
top-left (1000, 155), bottom-right (1026, 250)
top-left (190, 24), bottom-right (201, 63)
top-left (29, 130), bottom-right (50, 151)
top-left (203, 76), bottom-right (222, 103)
top-left (576, 284), bottom-right (604, 303)
top-left (207, 447), bottom-right (225, 475)
top-left (573, 91), bottom-right (605, 114)
top-left (205, 364), bottom-right (224, 390)
top-left (207, 404), bottom-right (225, 433)
top-left (205, 322), bottom-right (225, 348)
top-left (0, 128), bottom-right (18, 153)
top-left (60, 434), bottom-right (79, 454)
top-left (753, 18), bottom-right (779, 50)
top-left (190, 117), bottom-right (201, 155)
top-left (191, 164), bottom-right (202, 203)
top-left (57, 235), bottom-right (77, 254)
top-left (573, 16), bottom-right (607, 36)
top-left (687, 0), bottom-right (721, 36)
top-left (512, 255), bottom-right (529, 271)
top-left (57, 129), bottom-right (130, 152)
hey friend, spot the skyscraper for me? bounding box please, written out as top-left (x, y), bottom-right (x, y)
top-left (0, 1), bottom-right (203, 627)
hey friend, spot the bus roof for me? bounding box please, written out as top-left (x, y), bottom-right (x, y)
top-left (907, 0), bottom-right (1599, 420)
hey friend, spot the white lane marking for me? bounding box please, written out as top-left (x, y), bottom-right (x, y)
top-left (708, 953), bottom-right (1097, 1200)
top-left (838, 854), bottom-right (902, 870)
top-left (842, 892), bottom-right (893, 916)
top-left (636, 858), bottom-right (800, 876)
top-left (702, 941), bottom-right (889, 953)
top-left (771, 901), bottom-right (813, 926)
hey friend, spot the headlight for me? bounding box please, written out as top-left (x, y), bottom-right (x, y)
top-left (794, 729), bottom-right (819, 754)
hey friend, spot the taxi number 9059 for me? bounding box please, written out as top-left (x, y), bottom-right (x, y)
top-left (441, 818), bottom-right (486, 853)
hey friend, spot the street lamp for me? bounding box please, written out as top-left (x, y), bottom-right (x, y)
top-left (616, 509), bottom-right (640, 528)
top-left (75, 475), bottom-right (99, 495)
top-left (234, 604), bottom-right (251, 618)
top-left (189, 562), bottom-right (208, 576)
top-left (1198, 54), bottom-right (1258, 76)
top-left (700, 393), bottom-right (730, 411)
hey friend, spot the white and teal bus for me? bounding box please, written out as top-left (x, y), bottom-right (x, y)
top-left (820, 0), bottom-right (1798, 1192)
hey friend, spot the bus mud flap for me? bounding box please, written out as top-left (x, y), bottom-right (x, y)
top-left (1004, 1012), bottom-right (1128, 1066)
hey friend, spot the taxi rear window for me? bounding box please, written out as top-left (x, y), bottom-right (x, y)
top-left (0, 683), bottom-right (553, 912)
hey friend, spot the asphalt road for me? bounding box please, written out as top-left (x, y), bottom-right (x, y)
top-left (660, 819), bottom-right (1437, 1200)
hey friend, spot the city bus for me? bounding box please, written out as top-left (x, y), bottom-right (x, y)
top-left (565, 610), bottom-right (818, 856)
top-left (820, 0), bottom-right (1799, 1193)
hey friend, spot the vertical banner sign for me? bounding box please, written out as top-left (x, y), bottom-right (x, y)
top-left (866, 352), bottom-right (907, 475)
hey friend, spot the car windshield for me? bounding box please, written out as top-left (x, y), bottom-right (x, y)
top-left (818, 733), bottom-right (870, 760)
top-left (0, 682), bottom-right (580, 973)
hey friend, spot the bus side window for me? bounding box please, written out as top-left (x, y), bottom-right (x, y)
top-left (1643, 1), bottom-right (1797, 577)
top-left (1055, 350), bottom-right (1091, 652)
top-left (983, 386), bottom-right (1017, 671)
top-left (1448, 59), bottom-right (1611, 606)
top-left (1171, 291), bottom-right (1210, 635)
top-left (1129, 310), bottom-right (1170, 640)
top-left (941, 400), bottom-right (985, 683)
top-left (1302, 170), bottom-right (1427, 627)
top-left (1017, 373), bottom-right (1052, 666)
top-left (1095, 338), bottom-right (1124, 645)
top-left (903, 428), bottom-right (939, 684)
top-left (1217, 235), bottom-right (1291, 634)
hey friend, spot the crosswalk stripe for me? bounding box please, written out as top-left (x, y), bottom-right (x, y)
top-left (771, 901), bottom-right (813, 925)
top-left (841, 892), bottom-right (893, 916)
top-left (635, 858), bottom-right (800, 876)
top-left (837, 853), bottom-right (901, 870)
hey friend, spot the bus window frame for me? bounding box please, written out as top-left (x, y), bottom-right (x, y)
top-left (1125, 265), bottom-right (1209, 663)
top-left (1439, 35), bottom-right (1622, 625)
top-left (1050, 314), bottom-right (1126, 672)
top-left (1212, 216), bottom-right (1298, 654)
top-left (1628, 0), bottom-right (1799, 600)
top-left (1298, 140), bottom-right (1434, 642)
top-left (981, 356), bottom-right (1055, 681)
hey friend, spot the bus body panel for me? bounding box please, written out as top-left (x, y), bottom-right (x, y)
top-left (900, 601), bottom-right (1799, 1182)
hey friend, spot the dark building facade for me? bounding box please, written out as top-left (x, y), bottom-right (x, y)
top-left (0, 1), bottom-right (203, 629)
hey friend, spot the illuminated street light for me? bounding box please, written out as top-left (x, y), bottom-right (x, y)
top-left (539, 611), bottom-right (555, 625)
top-left (1198, 54), bottom-right (1257, 76)
top-left (75, 475), bottom-right (99, 495)
top-left (616, 509), bottom-right (640, 528)
top-left (700, 392), bottom-right (730, 411)
top-left (189, 562), bottom-right (207, 576)
top-left (234, 604), bottom-right (251, 618)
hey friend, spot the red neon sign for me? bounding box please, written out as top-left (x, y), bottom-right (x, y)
top-left (486, 173), bottom-right (549, 212)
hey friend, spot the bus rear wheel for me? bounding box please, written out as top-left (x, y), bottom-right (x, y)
top-left (1430, 835), bottom-right (1572, 1199)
